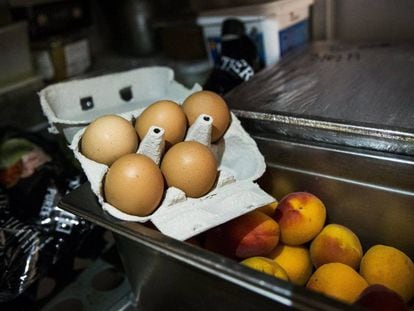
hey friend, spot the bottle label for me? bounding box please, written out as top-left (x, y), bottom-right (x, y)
top-left (220, 55), bottom-right (255, 81)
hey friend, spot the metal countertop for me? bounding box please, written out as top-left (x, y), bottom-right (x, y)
top-left (226, 42), bottom-right (414, 155)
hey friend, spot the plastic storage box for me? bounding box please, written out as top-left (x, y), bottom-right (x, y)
top-left (197, 0), bottom-right (313, 67)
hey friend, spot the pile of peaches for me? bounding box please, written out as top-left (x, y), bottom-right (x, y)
top-left (195, 192), bottom-right (414, 310)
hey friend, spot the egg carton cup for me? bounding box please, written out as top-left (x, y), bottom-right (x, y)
top-left (70, 110), bottom-right (274, 241)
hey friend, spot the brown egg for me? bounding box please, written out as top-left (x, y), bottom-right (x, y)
top-left (135, 100), bottom-right (187, 148)
top-left (182, 90), bottom-right (230, 143)
top-left (161, 141), bottom-right (217, 198)
top-left (81, 115), bottom-right (138, 166)
top-left (104, 154), bottom-right (164, 216)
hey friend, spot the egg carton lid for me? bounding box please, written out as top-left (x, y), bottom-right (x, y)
top-left (39, 66), bottom-right (200, 142)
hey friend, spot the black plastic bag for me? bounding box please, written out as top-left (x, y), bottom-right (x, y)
top-left (0, 128), bottom-right (100, 303)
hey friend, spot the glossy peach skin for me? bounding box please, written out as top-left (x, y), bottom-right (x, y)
top-left (205, 211), bottom-right (280, 259)
top-left (268, 243), bottom-right (313, 286)
top-left (274, 192), bottom-right (326, 246)
top-left (310, 224), bottom-right (363, 270)
top-left (241, 257), bottom-right (289, 281)
top-left (307, 262), bottom-right (368, 304)
top-left (256, 201), bottom-right (278, 217)
top-left (360, 245), bottom-right (414, 303)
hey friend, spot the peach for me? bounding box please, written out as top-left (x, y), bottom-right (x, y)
top-left (310, 224), bottom-right (363, 270)
top-left (306, 262), bottom-right (368, 304)
top-left (268, 243), bottom-right (313, 286)
top-left (360, 245), bottom-right (414, 303)
top-left (205, 211), bottom-right (280, 259)
top-left (273, 192), bottom-right (326, 246)
top-left (241, 257), bottom-right (289, 281)
top-left (256, 201), bottom-right (278, 217)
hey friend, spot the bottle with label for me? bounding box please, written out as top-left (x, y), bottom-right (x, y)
top-left (203, 18), bottom-right (261, 95)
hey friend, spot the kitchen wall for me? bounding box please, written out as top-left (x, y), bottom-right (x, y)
top-left (333, 0), bottom-right (414, 43)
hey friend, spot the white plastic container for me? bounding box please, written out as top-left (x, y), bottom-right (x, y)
top-left (197, 0), bottom-right (313, 67)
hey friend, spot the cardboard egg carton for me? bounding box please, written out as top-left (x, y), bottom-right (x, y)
top-left (40, 67), bottom-right (275, 240)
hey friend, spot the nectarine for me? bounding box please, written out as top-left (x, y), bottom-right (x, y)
top-left (268, 243), bottom-right (313, 286)
top-left (241, 257), bottom-right (289, 281)
top-left (205, 211), bottom-right (280, 259)
top-left (256, 201), bottom-right (278, 217)
top-left (274, 192), bottom-right (326, 246)
top-left (310, 224), bottom-right (363, 270)
top-left (360, 245), bottom-right (414, 303)
top-left (307, 262), bottom-right (368, 304)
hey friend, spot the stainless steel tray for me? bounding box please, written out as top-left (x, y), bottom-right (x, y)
top-left (59, 136), bottom-right (414, 311)
top-left (226, 42), bottom-right (414, 156)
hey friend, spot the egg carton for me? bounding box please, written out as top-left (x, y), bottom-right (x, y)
top-left (70, 110), bottom-right (274, 240)
top-left (40, 66), bottom-right (274, 240)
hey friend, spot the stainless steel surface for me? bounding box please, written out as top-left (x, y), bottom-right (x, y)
top-left (234, 112), bottom-right (414, 156)
top-left (59, 183), bottom-right (350, 311)
top-left (59, 135), bottom-right (414, 310)
top-left (226, 42), bottom-right (414, 155)
top-left (41, 258), bottom-right (135, 311)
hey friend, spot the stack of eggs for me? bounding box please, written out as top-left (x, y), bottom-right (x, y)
top-left (79, 90), bottom-right (231, 217)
